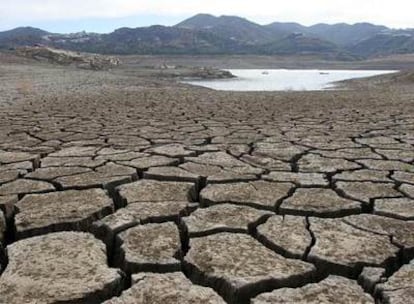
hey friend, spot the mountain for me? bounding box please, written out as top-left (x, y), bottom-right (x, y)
top-left (348, 31), bottom-right (414, 57)
top-left (0, 15), bottom-right (413, 58)
top-left (175, 14), bottom-right (285, 45)
top-left (0, 27), bottom-right (50, 49)
top-left (306, 23), bottom-right (388, 46)
top-left (258, 33), bottom-right (342, 55)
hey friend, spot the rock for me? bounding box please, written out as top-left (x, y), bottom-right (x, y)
top-left (374, 198), bottom-right (414, 220)
top-left (184, 233), bottom-right (316, 304)
top-left (256, 215), bottom-right (312, 259)
top-left (16, 46), bottom-right (121, 70)
top-left (182, 204), bottom-right (273, 237)
top-left (92, 180), bottom-right (195, 252)
top-left (0, 195), bottom-right (18, 219)
top-left (0, 150), bottom-right (40, 167)
top-left (334, 169), bottom-right (391, 182)
top-left (252, 275), bottom-right (374, 303)
top-left (117, 180), bottom-right (196, 205)
top-left (336, 181), bottom-right (401, 204)
top-left (240, 154), bottom-right (290, 171)
top-left (0, 232), bottom-right (124, 303)
top-left (343, 214), bottom-right (414, 260)
top-left (48, 146), bottom-right (98, 157)
top-left (376, 259), bottom-right (414, 304)
top-left (358, 159), bottom-right (414, 172)
top-left (179, 161), bottom-right (260, 183)
top-left (146, 144), bottom-right (196, 158)
top-left (41, 156), bottom-right (106, 168)
top-left (308, 217), bottom-right (399, 277)
top-left (117, 155), bottom-right (179, 170)
top-left (0, 210), bottom-right (6, 271)
top-left (358, 267), bottom-right (386, 294)
top-left (25, 166), bottom-right (91, 180)
top-left (200, 181), bottom-right (294, 210)
top-left (96, 151), bottom-right (148, 161)
top-left (298, 154), bottom-right (360, 173)
top-left (401, 183), bottom-right (414, 198)
top-left (185, 151), bottom-right (261, 170)
top-left (103, 272), bottom-right (226, 303)
top-left (143, 166), bottom-right (200, 188)
top-left (263, 172), bottom-right (329, 187)
top-left (92, 201), bottom-right (194, 253)
top-left (279, 188), bottom-right (361, 217)
top-left (393, 171), bottom-right (414, 184)
top-left (253, 142), bottom-right (306, 162)
top-left (54, 170), bottom-right (137, 194)
top-left (14, 189), bottom-right (114, 239)
top-left (114, 222), bottom-right (181, 273)
top-left (0, 170), bottom-right (19, 185)
top-left (0, 179), bottom-right (55, 197)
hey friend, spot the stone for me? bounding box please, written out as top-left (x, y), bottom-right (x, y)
top-left (182, 204), bottom-right (273, 237)
top-left (0, 210), bottom-right (5, 271)
top-left (48, 146), bottom-right (98, 157)
top-left (253, 142), bottom-right (306, 162)
top-left (25, 166), bottom-right (91, 180)
top-left (200, 181), bottom-right (294, 210)
top-left (308, 217), bottom-right (399, 277)
top-left (185, 151), bottom-right (260, 170)
top-left (117, 155), bottom-right (179, 170)
top-left (0, 150), bottom-right (40, 167)
top-left (256, 215), bottom-right (312, 259)
top-left (336, 181), bottom-right (401, 203)
top-left (374, 198), bottom-right (414, 220)
top-left (240, 154), bottom-right (290, 171)
top-left (279, 188), bottom-right (361, 217)
top-left (54, 171), bottom-right (135, 193)
top-left (117, 180), bottom-right (196, 205)
top-left (343, 214), bottom-right (414, 259)
top-left (358, 159), bottom-right (414, 172)
top-left (376, 259), bottom-right (414, 304)
top-left (146, 143), bottom-right (196, 158)
top-left (334, 169), bottom-right (391, 182)
top-left (0, 232), bottom-right (124, 303)
top-left (0, 179), bottom-right (55, 197)
top-left (358, 267), bottom-right (386, 294)
top-left (251, 275), bottom-right (374, 304)
top-left (298, 154), bottom-right (360, 173)
top-left (0, 195), bottom-right (18, 219)
top-left (115, 222), bottom-right (181, 273)
top-left (14, 189), bottom-right (114, 239)
top-left (263, 172), bottom-right (329, 187)
top-left (0, 170), bottom-right (19, 185)
top-left (393, 171), bottom-right (414, 184)
top-left (401, 183), bottom-right (414, 198)
top-left (375, 149), bottom-right (414, 162)
top-left (103, 272), bottom-right (226, 303)
top-left (41, 156), bottom-right (106, 168)
top-left (92, 200), bottom-right (194, 253)
top-left (143, 166), bottom-right (200, 187)
top-left (184, 233), bottom-right (316, 303)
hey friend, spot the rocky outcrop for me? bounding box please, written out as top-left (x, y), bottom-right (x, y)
top-left (16, 46), bottom-right (121, 70)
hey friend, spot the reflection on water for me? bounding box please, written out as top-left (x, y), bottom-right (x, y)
top-left (184, 69), bottom-right (397, 91)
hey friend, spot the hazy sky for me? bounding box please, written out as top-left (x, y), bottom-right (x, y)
top-left (1, 0), bottom-right (413, 33)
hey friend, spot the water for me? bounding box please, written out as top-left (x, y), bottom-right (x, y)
top-left (184, 69), bottom-right (397, 91)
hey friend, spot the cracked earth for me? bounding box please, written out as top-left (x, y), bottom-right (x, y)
top-left (0, 60), bottom-right (413, 303)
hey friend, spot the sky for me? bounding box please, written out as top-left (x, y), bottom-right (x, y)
top-left (1, 0), bottom-right (413, 33)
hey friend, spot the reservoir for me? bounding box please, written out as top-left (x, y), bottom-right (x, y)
top-left (184, 69), bottom-right (397, 91)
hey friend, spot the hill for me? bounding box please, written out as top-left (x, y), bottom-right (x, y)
top-left (0, 14), bottom-right (413, 58)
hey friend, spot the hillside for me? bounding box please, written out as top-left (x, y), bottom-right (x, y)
top-left (0, 14), bottom-right (413, 58)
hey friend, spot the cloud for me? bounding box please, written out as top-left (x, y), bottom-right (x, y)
top-left (1, 0), bottom-right (413, 29)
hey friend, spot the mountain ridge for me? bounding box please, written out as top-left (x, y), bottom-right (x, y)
top-left (1, 14), bottom-right (413, 58)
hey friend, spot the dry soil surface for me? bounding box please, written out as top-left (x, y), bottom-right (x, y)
top-left (0, 55), bottom-right (413, 303)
